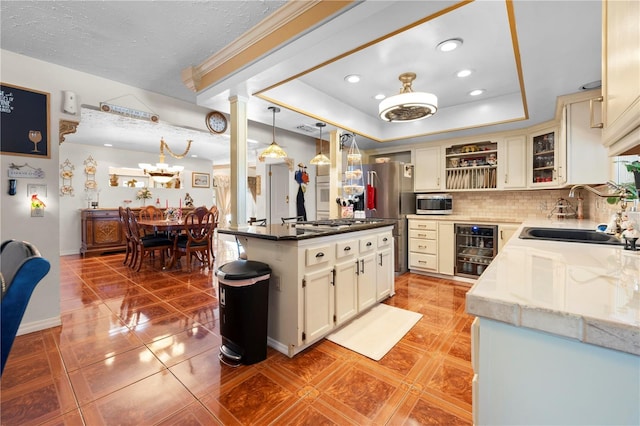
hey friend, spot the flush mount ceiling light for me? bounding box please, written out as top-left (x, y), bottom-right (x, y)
top-left (309, 122), bottom-right (330, 165)
top-left (378, 72), bottom-right (438, 122)
top-left (437, 38), bottom-right (463, 52)
top-left (469, 89), bottom-right (485, 96)
top-left (138, 137), bottom-right (192, 184)
top-left (258, 106), bottom-right (288, 161)
top-left (456, 69), bottom-right (473, 78)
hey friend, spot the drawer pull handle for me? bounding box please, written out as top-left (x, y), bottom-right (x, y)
top-left (382, 237), bottom-right (388, 242)
top-left (418, 260), bottom-right (427, 264)
top-left (366, 242), bottom-right (372, 247)
top-left (418, 233), bottom-right (426, 237)
top-left (315, 252), bottom-right (325, 258)
top-left (344, 246), bottom-right (351, 251)
top-left (419, 245), bottom-right (426, 249)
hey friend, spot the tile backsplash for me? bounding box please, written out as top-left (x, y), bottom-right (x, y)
top-left (451, 188), bottom-right (639, 224)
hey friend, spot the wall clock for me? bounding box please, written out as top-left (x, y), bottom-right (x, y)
top-left (206, 111), bottom-right (228, 134)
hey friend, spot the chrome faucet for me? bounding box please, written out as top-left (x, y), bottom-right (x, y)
top-left (569, 181), bottom-right (632, 235)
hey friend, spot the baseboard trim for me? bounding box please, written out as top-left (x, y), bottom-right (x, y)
top-left (17, 316), bottom-right (62, 336)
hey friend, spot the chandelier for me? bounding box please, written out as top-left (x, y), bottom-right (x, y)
top-left (309, 122), bottom-right (330, 165)
top-left (138, 137), bottom-right (192, 184)
top-left (258, 106), bottom-right (288, 161)
top-left (378, 72), bottom-right (438, 122)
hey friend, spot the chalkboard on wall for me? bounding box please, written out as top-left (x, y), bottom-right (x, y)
top-left (1, 83), bottom-right (50, 158)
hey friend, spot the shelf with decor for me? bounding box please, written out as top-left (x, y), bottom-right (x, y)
top-left (445, 141), bottom-right (498, 190)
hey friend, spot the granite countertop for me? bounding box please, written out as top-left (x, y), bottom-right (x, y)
top-left (406, 214), bottom-right (521, 224)
top-left (466, 219), bottom-right (640, 356)
top-left (217, 219), bottom-right (395, 241)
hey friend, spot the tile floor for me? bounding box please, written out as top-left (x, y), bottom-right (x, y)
top-left (1, 236), bottom-right (475, 425)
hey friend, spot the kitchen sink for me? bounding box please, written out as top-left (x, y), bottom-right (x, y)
top-left (519, 227), bottom-right (623, 245)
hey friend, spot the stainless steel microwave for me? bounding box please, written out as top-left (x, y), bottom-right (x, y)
top-left (416, 194), bottom-right (453, 215)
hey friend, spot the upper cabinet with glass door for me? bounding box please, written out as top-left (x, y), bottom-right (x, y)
top-left (529, 127), bottom-right (561, 187)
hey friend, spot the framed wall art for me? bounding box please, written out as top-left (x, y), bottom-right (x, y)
top-left (192, 172), bottom-right (210, 188)
top-left (1, 83), bottom-right (50, 158)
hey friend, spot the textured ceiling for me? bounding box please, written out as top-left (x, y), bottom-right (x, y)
top-left (1, 1), bottom-right (602, 163)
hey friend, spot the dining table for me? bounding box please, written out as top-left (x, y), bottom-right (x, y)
top-left (137, 218), bottom-right (187, 270)
top-left (137, 218), bottom-right (214, 270)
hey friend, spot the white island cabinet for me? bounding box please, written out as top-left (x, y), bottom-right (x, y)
top-left (467, 220), bottom-right (640, 425)
top-left (224, 223), bottom-right (395, 357)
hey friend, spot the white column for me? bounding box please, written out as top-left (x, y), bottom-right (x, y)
top-left (229, 95), bottom-right (248, 230)
top-left (329, 129), bottom-right (342, 219)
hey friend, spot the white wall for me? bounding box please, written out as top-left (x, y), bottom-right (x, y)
top-left (1, 49), bottom-right (319, 333)
top-left (59, 143), bottom-right (216, 255)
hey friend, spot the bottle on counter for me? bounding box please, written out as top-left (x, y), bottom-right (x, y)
top-left (155, 198), bottom-right (161, 208)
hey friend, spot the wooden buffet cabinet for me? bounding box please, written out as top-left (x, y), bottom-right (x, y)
top-left (81, 208), bottom-right (128, 257)
top-left (80, 207), bottom-right (194, 257)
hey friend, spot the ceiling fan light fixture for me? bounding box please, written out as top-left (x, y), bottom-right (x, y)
top-left (378, 73), bottom-right (438, 122)
top-left (309, 122), bottom-right (330, 165)
top-left (259, 106), bottom-right (288, 161)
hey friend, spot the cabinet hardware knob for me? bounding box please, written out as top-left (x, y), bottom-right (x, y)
top-left (315, 252), bottom-right (324, 258)
top-left (366, 242), bottom-right (372, 247)
top-left (344, 246), bottom-right (351, 251)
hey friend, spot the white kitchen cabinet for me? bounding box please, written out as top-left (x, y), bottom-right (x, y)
top-left (498, 136), bottom-right (527, 189)
top-left (437, 221), bottom-right (454, 275)
top-left (233, 225), bottom-right (395, 357)
top-left (356, 253), bottom-right (376, 311)
top-left (302, 268), bottom-right (334, 343)
top-left (376, 232), bottom-right (394, 301)
top-left (376, 248), bottom-right (393, 301)
top-left (601, 0), bottom-right (640, 156)
top-left (562, 94), bottom-right (609, 185)
top-left (414, 146), bottom-right (442, 191)
top-left (333, 259), bottom-right (358, 325)
top-left (475, 317), bottom-right (640, 425)
top-left (408, 219), bottom-right (438, 272)
top-left (497, 223), bottom-right (520, 252)
top-left (528, 126), bottom-right (562, 187)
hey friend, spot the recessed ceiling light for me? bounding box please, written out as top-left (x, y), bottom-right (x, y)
top-left (374, 94), bottom-right (386, 100)
top-left (191, 154), bottom-right (198, 158)
top-left (437, 38), bottom-right (463, 52)
top-left (456, 69), bottom-right (473, 78)
top-left (579, 80), bottom-right (601, 90)
top-left (104, 143), bottom-right (112, 147)
top-left (344, 74), bottom-right (361, 83)
top-left (469, 89), bottom-right (485, 96)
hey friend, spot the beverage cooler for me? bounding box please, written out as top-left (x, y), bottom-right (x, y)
top-left (454, 224), bottom-right (498, 278)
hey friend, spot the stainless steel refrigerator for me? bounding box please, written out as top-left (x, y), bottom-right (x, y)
top-left (360, 161), bottom-right (415, 273)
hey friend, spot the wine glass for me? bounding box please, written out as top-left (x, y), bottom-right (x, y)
top-left (28, 130), bottom-right (42, 153)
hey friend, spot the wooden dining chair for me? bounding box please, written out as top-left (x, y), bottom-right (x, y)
top-left (118, 206), bottom-right (134, 267)
top-left (126, 208), bottom-right (173, 271)
top-left (139, 205), bottom-right (166, 237)
top-left (174, 210), bottom-right (215, 272)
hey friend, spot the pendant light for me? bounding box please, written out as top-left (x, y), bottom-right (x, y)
top-left (258, 106), bottom-right (287, 161)
top-left (309, 122), bottom-right (330, 165)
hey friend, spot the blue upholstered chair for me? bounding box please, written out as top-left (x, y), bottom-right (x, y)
top-left (1, 239), bottom-right (51, 375)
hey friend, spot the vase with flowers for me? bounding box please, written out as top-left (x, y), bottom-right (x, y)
top-left (136, 187), bottom-right (152, 206)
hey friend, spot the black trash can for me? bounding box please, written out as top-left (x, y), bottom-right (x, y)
top-left (216, 260), bottom-right (271, 366)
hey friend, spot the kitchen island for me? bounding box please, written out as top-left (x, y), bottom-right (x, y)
top-left (218, 220), bottom-right (395, 357)
top-left (466, 220), bottom-right (640, 425)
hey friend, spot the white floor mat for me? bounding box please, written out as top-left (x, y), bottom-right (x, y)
top-left (326, 304), bottom-right (422, 361)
